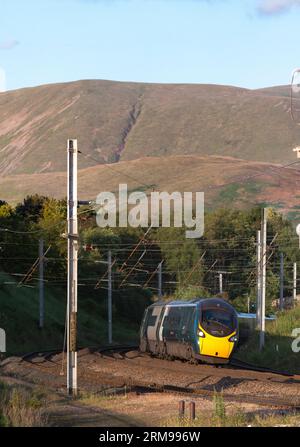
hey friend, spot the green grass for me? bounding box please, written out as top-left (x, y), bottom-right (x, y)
top-left (235, 306), bottom-right (300, 374)
top-left (164, 406), bottom-right (299, 427)
top-left (214, 181), bottom-right (269, 210)
top-left (217, 184), bottom-right (241, 203)
top-left (217, 181), bottom-right (264, 204)
top-left (163, 391), bottom-right (300, 427)
top-left (286, 210), bottom-right (300, 221)
top-left (0, 381), bottom-right (49, 427)
top-left (0, 271), bottom-right (138, 355)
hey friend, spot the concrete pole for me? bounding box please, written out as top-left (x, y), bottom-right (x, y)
top-left (293, 262), bottom-right (297, 306)
top-left (219, 272), bottom-right (223, 294)
top-left (39, 238), bottom-right (44, 329)
top-left (216, 270), bottom-right (231, 296)
top-left (256, 230), bottom-right (261, 327)
top-left (67, 139), bottom-right (78, 396)
top-left (259, 209), bottom-right (267, 351)
top-left (108, 250), bottom-right (112, 344)
top-left (279, 253), bottom-right (284, 311)
top-left (158, 261), bottom-right (163, 298)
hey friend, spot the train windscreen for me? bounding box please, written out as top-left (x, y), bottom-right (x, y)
top-left (200, 301), bottom-right (237, 337)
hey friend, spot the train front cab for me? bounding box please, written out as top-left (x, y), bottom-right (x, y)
top-left (196, 299), bottom-right (238, 364)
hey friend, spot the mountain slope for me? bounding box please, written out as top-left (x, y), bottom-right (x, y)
top-left (0, 80), bottom-right (299, 177)
top-left (1, 155), bottom-right (300, 221)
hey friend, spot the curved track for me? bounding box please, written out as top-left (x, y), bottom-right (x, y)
top-left (229, 357), bottom-right (294, 377)
top-left (14, 345), bottom-right (300, 412)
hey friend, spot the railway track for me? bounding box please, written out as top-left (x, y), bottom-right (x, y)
top-left (18, 345), bottom-right (298, 379)
top-left (21, 349), bottom-right (62, 364)
top-left (18, 345), bottom-right (138, 367)
top-left (229, 357), bottom-right (294, 377)
top-left (118, 381), bottom-right (300, 411)
top-left (12, 345), bottom-right (300, 411)
top-left (95, 345), bottom-right (297, 378)
top-left (97, 345), bottom-right (139, 359)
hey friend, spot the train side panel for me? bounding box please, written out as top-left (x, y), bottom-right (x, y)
top-left (140, 304), bottom-right (165, 353)
top-left (161, 304), bottom-right (197, 359)
top-left (140, 302), bottom-right (197, 360)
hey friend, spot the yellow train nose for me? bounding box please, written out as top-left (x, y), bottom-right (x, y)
top-left (199, 329), bottom-right (236, 359)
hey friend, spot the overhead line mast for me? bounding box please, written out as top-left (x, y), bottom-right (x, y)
top-left (67, 139), bottom-right (78, 396)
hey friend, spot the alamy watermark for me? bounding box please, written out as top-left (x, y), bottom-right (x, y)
top-left (95, 184), bottom-right (204, 239)
top-left (291, 328), bottom-right (300, 353)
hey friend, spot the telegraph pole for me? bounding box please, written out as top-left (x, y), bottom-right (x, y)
top-left (279, 253), bottom-right (284, 311)
top-left (39, 238), bottom-right (44, 329)
top-left (67, 139), bottom-right (78, 396)
top-left (158, 261), bottom-right (163, 298)
top-left (259, 208), bottom-right (267, 351)
top-left (293, 262), bottom-right (297, 305)
top-left (108, 250), bottom-right (112, 344)
top-left (256, 230), bottom-right (261, 327)
top-left (215, 270), bottom-right (231, 295)
top-left (291, 70), bottom-right (300, 305)
top-left (219, 272), bottom-right (223, 294)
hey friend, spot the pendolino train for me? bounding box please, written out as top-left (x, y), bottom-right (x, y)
top-left (140, 298), bottom-right (239, 364)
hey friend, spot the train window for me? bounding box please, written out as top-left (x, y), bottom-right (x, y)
top-left (147, 313), bottom-right (158, 327)
top-left (200, 307), bottom-right (236, 337)
top-left (140, 309), bottom-right (149, 336)
top-left (180, 307), bottom-right (195, 336)
top-left (168, 307), bottom-right (181, 329)
top-left (161, 307), bottom-right (181, 339)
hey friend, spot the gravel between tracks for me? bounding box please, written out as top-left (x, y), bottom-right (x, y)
top-left (1, 348), bottom-right (300, 426)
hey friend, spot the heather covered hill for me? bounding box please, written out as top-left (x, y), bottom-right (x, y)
top-left (0, 80), bottom-right (299, 177)
top-left (1, 155), bottom-right (300, 222)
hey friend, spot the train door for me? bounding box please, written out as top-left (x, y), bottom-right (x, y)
top-left (158, 306), bottom-right (170, 341)
top-left (180, 306), bottom-right (197, 343)
top-left (145, 305), bottom-right (164, 351)
top-left (162, 306), bottom-right (181, 341)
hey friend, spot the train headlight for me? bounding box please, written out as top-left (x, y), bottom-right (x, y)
top-left (197, 329), bottom-right (205, 338)
top-left (229, 335), bottom-right (238, 343)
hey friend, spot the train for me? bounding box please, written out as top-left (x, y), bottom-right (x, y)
top-left (139, 298), bottom-right (239, 364)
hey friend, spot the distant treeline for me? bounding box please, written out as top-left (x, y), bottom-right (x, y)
top-left (0, 194), bottom-right (299, 320)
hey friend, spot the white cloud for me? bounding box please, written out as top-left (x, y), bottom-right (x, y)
top-left (73, 0), bottom-right (300, 15)
top-left (0, 39), bottom-right (19, 50)
top-left (258, 0), bottom-right (300, 14)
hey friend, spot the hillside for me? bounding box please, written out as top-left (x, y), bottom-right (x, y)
top-left (0, 80), bottom-right (299, 178)
top-left (1, 155), bottom-right (300, 220)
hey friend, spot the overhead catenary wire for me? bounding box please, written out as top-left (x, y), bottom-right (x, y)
top-left (0, 227), bottom-right (43, 235)
top-left (17, 245), bottom-right (51, 287)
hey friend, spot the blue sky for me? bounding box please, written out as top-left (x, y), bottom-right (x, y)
top-left (0, 0), bottom-right (299, 91)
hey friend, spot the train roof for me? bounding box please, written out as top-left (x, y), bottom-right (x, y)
top-left (149, 297), bottom-right (234, 307)
top-left (237, 312), bottom-right (276, 321)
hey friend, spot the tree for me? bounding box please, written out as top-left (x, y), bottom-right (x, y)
top-left (15, 194), bottom-right (48, 223)
top-left (156, 227), bottom-right (204, 294)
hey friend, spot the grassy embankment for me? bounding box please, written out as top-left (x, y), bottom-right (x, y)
top-left (0, 382), bottom-right (48, 427)
top-left (0, 271), bottom-right (138, 355)
top-left (235, 305), bottom-right (300, 374)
